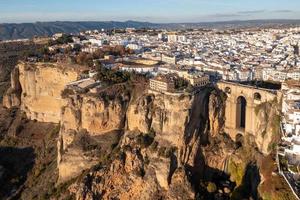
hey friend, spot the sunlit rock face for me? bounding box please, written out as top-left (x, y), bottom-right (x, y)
top-left (127, 93), bottom-right (195, 146)
top-left (19, 62), bottom-right (81, 123)
top-left (57, 92), bottom-right (130, 183)
top-left (4, 61), bottom-right (84, 123)
top-left (2, 62), bottom-right (284, 199)
top-left (3, 67), bottom-right (22, 108)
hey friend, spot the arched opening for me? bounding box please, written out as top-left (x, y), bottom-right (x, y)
top-left (236, 96), bottom-right (247, 129)
top-left (254, 92), bottom-right (262, 101)
top-left (225, 87), bottom-right (231, 94)
top-left (235, 133), bottom-right (244, 149)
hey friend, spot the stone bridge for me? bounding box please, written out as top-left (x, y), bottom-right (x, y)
top-left (217, 81), bottom-right (278, 139)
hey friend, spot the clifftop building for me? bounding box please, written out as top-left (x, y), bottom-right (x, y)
top-left (182, 71), bottom-right (210, 87)
top-left (149, 75), bottom-right (175, 93)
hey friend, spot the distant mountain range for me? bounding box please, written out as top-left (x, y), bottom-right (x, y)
top-left (1, 19), bottom-right (300, 40)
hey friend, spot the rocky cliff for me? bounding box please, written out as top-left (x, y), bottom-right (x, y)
top-left (0, 105), bottom-right (60, 200)
top-left (40, 78), bottom-right (217, 197)
top-left (3, 62), bottom-right (86, 123)
top-left (0, 40), bottom-right (44, 101)
top-left (1, 62), bottom-right (294, 200)
top-left (3, 67), bottom-right (22, 108)
top-left (58, 85), bottom-right (131, 183)
top-left (59, 87), bottom-right (247, 200)
top-left (253, 99), bottom-right (281, 155)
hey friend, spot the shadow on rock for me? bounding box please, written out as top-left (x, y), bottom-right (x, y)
top-left (0, 146), bottom-right (35, 199)
top-left (231, 162), bottom-right (261, 200)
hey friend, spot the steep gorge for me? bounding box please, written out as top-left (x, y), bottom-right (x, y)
top-left (1, 62), bottom-right (295, 200)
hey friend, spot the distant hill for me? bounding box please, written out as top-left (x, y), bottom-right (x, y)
top-left (1, 19), bottom-right (300, 40)
top-left (0, 21), bottom-right (162, 40)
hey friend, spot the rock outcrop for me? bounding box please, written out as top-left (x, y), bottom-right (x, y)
top-left (4, 62), bottom-right (85, 123)
top-left (127, 93), bottom-right (199, 146)
top-left (58, 86), bottom-right (131, 183)
top-left (1, 62), bottom-right (289, 199)
top-left (3, 67), bottom-right (22, 108)
top-left (208, 89), bottom-right (226, 137)
top-left (0, 40), bottom-right (44, 101)
top-left (253, 99), bottom-right (281, 154)
top-left (69, 130), bottom-right (195, 200)
top-left (66, 88), bottom-right (229, 200)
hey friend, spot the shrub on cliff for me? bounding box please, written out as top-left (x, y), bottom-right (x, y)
top-left (158, 146), bottom-right (177, 158)
top-left (61, 88), bottom-right (75, 98)
top-left (174, 77), bottom-right (189, 90)
top-left (95, 64), bottom-right (131, 84)
top-left (75, 52), bottom-right (93, 66)
top-left (207, 182), bottom-right (217, 193)
top-left (136, 133), bottom-right (155, 149)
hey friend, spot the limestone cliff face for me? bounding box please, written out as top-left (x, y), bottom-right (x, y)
top-left (127, 93), bottom-right (195, 146)
top-left (4, 62), bottom-right (83, 123)
top-left (19, 63), bottom-right (80, 123)
top-left (69, 87), bottom-right (254, 200)
top-left (58, 92), bottom-right (130, 183)
top-left (69, 89), bottom-right (222, 199)
top-left (3, 67), bottom-right (22, 108)
top-left (61, 95), bottom-right (128, 136)
top-left (253, 100), bottom-right (281, 155)
top-left (201, 90), bottom-right (233, 173)
top-left (208, 90), bottom-right (226, 137)
top-left (127, 91), bottom-right (213, 170)
top-left (127, 89), bottom-right (232, 179)
top-left (1, 62), bottom-right (288, 199)
top-left (69, 131), bottom-right (195, 200)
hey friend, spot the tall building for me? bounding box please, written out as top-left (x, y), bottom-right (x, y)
top-left (158, 33), bottom-right (163, 40)
top-left (167, 32), bottom-right (178, 43)
top-left (178, 35), bottom-right (187, 43)
top-left (292, 43), bottom-right (299, 56)
top-left (149, 75), bottom-right (175, 93)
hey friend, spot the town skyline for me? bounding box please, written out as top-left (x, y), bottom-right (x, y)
top-left (1, 0), bottom-right (300, 23)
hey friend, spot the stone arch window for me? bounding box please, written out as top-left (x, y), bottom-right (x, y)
top-left (235, 133), bottom-right (244, 148)
top-left (237, 96), bottom-right (247, 129)
top-left (225, 87), bottom-right (231, 94)
top-left (254, 92), bottom-right (262, 101)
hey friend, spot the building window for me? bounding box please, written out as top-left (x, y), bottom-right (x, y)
top-left (254, 92), bottom-right (262, 101)
top-left (225, 87), bottom-right (231, 94)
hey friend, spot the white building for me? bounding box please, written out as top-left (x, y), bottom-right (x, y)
top-left (121, 65), bottom-right (156, 74)
top-left (282, 81), bottom-right (300, 136)
top-left (263, 68), bottom-right (300, 82)
top-left (126, 43), bottom-right (142, 51)
top-left (178, 35), bottom-right (187, 43)
top-left (88, 38), bottom-right (102, 46)
top-left (223, 69), bottom-right (253, 82)
top-left (168, 33), bottom-right (178, 43)
top-left (161, 54), bottom-right (177, 65)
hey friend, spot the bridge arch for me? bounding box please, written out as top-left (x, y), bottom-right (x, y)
top-left (217, 81), bottom-right (278, 140)
top-left (236, 96), bottom-right (247, 129)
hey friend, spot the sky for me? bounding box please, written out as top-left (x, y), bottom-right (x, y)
top-left (0, 0), bottom-right (300, 23)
